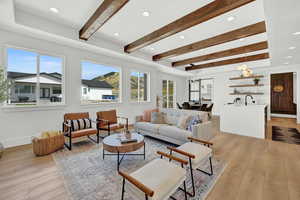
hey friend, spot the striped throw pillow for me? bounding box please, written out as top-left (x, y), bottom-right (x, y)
top-left (67, 118), bottom-right (92, 131)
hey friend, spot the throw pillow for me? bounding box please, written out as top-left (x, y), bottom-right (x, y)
top-left (143, 109), bottom-right (159, 122)
top-left (151, 112), bottom-right (167, 124)
top-left (67, 118), bottom-right (92, 131)
top-left (186, 115), bottom-right (202, 131)
top-left (177, 115), bottom-right (190, 129)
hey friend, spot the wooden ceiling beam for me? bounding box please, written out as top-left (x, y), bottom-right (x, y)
top-left (124, 0), bottom-right (255, 53)
top-left (79, 0), bottom-right (129, 40)
top-left (172, 41), bottom-right (268, 67)
top-left (153, 21), bottom-right (266, 61)
top-left (185, 53), bottom-right (269, 71)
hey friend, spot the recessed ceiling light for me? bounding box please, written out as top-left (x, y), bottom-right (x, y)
top-left (293, 32), bottom-right (300, 35)
top-left (239, 38), bottom-right (245, 41)
top-left (150, 47), bottom-right (155, 51)
top-left (227, 16), bottom-right (235, 22)
top-left (142, 11), bottom-right (150, 17)
top-left (289, 46), bottom-right (296, 50)
top-left (179, 35), bottom-right (185, 39)
top-left (286, 56), bottom-right (293, 59)
top-left (114, 32), bottom-right (119, 36)
top-left (284, 62), bottom-right (289, 65)
top-left (49, 7), bottom-right (59, 13)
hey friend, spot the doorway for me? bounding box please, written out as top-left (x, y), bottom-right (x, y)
top-left (271, 72), bottom-right (297, 115)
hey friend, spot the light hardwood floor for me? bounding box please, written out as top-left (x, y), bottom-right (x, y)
top-left (0, 117), bottom-right (299, 200)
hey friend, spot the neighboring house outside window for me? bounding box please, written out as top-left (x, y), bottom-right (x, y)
top-left (81, 61), bottom-right (120, 104)
top-left (6, 48), bottom-right (64, 106)
top-left (130, 71), bottom-right (149, 102)
top-left (162, 80), bottom-right (175, 108)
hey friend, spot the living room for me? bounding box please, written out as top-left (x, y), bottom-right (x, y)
top-left (1, 0), bottom-right (300, 200)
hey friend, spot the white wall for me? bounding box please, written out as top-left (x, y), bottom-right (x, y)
top-left (0, 29), bottom-right (187, 147)
top-left (193, 65), bottom-right (300, 124)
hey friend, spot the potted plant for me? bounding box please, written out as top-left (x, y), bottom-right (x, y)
top-left (253, 78), bottom-right (260, 85)
top-left (0, 67), bottom-right (11, 159)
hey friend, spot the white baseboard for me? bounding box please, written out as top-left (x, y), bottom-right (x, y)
top-left (2, 136), bottom-right (32, 148)
top-left (271, 113), bottom-right (297, 118)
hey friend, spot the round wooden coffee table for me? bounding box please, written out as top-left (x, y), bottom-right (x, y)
top-left (102, 133), bottom-right (145, 171)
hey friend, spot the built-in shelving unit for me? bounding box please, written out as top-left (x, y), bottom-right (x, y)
top-left (230, 92), bottom-right (264, 95)
top-left (229, 74), bottom-right (265, 95)
top-left (229, 84), bottom-right (264, 88)
top-left (229, 75), bottom-right (264, 80)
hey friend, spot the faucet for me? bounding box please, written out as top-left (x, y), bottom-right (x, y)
top-left (245, 95), bottom-right (255, 106)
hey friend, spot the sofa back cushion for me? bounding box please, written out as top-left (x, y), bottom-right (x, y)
top-left (151, 112), bottom-right (167, 124)
top-left (143, 108), bottom-right (159, 122)
top-left (161, 108), bottom-right (209, 126)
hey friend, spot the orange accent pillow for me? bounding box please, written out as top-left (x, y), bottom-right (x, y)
top-left (143, 109), bottom-right (158, 122)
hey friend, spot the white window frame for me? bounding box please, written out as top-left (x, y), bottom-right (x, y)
top-left (80, 60), bottom-right (122, 105)
top-left (130, 70), bottom-right (150, 103)
top-left (3, 45), bottom-right (66, 108)
top-left (162, 80), bottom-right (176, 108)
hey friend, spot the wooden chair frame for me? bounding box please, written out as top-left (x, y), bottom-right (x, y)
top-left (62, 120), bottom-right (100, 151)
top-left (97, 115), bottom-right (129, 137)
top-left (168, 137), bottom-right (213, 197)
top-left (119, 151), bottom-right (188, 200)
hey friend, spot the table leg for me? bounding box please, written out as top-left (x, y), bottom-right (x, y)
top-left (103, 148), bottom-right (105, 160)
top-left (143, 142), bottom-right (146, 160)
top-left (117, 151), bottom-right (120, 171)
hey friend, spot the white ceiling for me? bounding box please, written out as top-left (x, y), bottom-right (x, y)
top-left (13, 0), bottom-right (300, 73)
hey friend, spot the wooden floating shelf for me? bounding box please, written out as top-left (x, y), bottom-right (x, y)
top-left (230, 92), bottom-right (264, 95)
top-left (229, 84), bottom-right (264, 88)
top-left (229, 75), bottom-right (264, 80)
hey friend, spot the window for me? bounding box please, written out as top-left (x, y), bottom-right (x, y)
top-left (6, 48), bottom-right (64, 106)
top-left (162, 80), bottom-right (175, 108)
top-left (189, 79), bottom-right (213, 103)
top-left (81, 61), bottom-right (120, 103)
top-left (130, 72), bottom-right (149, 102)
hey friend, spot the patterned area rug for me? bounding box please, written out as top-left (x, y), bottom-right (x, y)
top-left (53, 136), bottom-right (226, 200)
top-left (272, 126), bottom-right (300, 145)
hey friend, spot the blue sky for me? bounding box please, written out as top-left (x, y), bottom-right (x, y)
top-left (7, 48), bottom-right (118, 80)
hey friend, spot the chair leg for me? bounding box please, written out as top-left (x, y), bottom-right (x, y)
top-left (189, 158), bottom-right (196, 197)
top-left (97, 130), bottom-right (100, 143)
top-left (121, 178), bottom-right (125, 200)
top-left (64, 136), bottom-right (71, 151)
top-left (69, 136), bottom-right (72, 150)
top-left (196, 157), bottom-right (213, 176)
top-left (183, 181), bottom-right (188, 200)
top-left (145, 194), bottom-right (148, 200)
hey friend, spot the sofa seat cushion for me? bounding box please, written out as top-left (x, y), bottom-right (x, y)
top-left (135, 122), bottom-right (166, 133)
top-left (176, 142), bottom-right (212, 167)
top-left (68, 128), bottom-right (97, 138)
top-left (126, 158), bottom-right (186, 200)
top-left (158, 126), bottom-right (192, 142)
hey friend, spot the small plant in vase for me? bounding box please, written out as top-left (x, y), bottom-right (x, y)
top-left (253, 78), bottom-right (260, 85)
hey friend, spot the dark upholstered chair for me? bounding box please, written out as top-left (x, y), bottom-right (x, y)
top-left (62, 112), bottom-right (100, 150)
top-left (96, 110), bottom-right (128, 136)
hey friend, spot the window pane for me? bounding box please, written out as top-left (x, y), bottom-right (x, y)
top-left (7, 48), bottom-right (37, 105)
top-left (168, 81), bottom-right (174, 108)
top-left (190, 80), bottom-right (199, 91)
top-left (130, 72), bottom-right (138, 101)
top-left (162, 80), bottom-right (168, 108)
top-left (81, 62), bottom-right (120, 103)
top-left (201, 79), bottom-right (213, 103)
top-left (130, 72), bottom-right (149, 102)
top-left (40, 55), bottom-right (63, 104)
top-left (139, 73), bottom-right (148, 101)
top-left (190, 92), bottom-right (199, 102)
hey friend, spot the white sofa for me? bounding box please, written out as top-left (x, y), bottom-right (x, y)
top-left (134, 108), bottom-right (214, 145)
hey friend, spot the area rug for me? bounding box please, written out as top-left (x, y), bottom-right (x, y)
top-left (53, 136), bottom-right (226, 200)
top-left (272, 126), bottom-right (300, 145)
